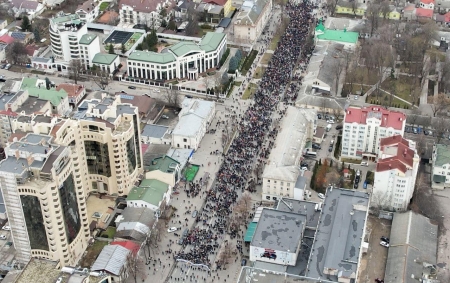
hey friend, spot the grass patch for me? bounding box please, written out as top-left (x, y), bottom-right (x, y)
top-left (269, 34), bottom-right (281, 50)
top-left (380, 75), bottom-right (418, 104)
top-left (240, 50), bottom-right (258, 76)
top-left (100, 227), bottom-right (116, 238)
top-left (367, 90), bottom-right (411, 109)
top-left (234, 81), bottom-right (242, 86)
top-left (340, 158), bottom-right (361, 164)
top-left (242, 83), bottom-right (257, 100)
top-left (341, 84), bottom-right (372, 97)
top-left (254, 67), bottom-right (266, 79)
top-left (260, 53), bottom-right (272, 65)
top-left (99, 1), bottom-right (110, 11)
top-left (79, 241), bottom-right (109, 268)
top-left (346, 66), bottom-right (379, 86)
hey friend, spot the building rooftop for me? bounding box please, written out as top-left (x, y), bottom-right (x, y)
top-left (50, 14), bottom-right (82, 25)
top-left (111, 240), bottom-right (140, 254)
top-left (235, 0), bottom-right (269, 26)
top-left (20, 78), bottom-right (68, 107)
top-left (56, 83), bottom-right (84, 98)
top-left (173, 98), bottom-right (214, 137)
top-left (92, 53), bottom-right (118, 65)
top-left (276, 198), bottom-right (321, 228)
top-left (198, 32), bottom-right (226, 53)
top-left (15, 258), bottom-right (60, 283)
top-left (315, 21), bottom-right (359, 44)
top-left (79, 34), bottom-right (97, 45)
top-left (128, 50), bottom-right (177, 64)
top-left (146, 155), bottom-right (180, 173)
top-left (127, 179), bottom-right (169, 206)
top-left (385, 211), bottom-right (438, 283)
top-left (251, 208), bottom-right (305, 253)
top-left (170, 41), bottom-right (203, 57)
top-left (377, 136), bottom-right (417, 173)
top-left (142, 124), bottom-right (168, 139)
top-left (306, 188), bottom-right (369, 281)
top-left (344, 106), bottom-right (406, 130)
top-left (262, 106), bottom-right (315, 182)
top-left (91, 245), bottom-right (130, 276)
top-left (116, 93), bottom-right (156, 117)
top-left (434, 144), bottom-right (450, 166)
top-left (237, 266), bottom-right (337, 283)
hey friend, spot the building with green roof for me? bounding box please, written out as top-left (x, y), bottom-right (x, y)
top-left (19, 77), bottom-right (70, 115)
top-left (145, 155), bottom-right (180, 187)
top-left (126, 32), bottom-right (227, 81)
top-left (79, 34), bottom-right (97, 45)
top-left (126, 179), bottom-right (171, 211)
top-left (432, 144), bottom-right (450, 189)
top-left (92, 53), bottom-right (120, 74)
top-left (314, 19), bottom-right (359, 45)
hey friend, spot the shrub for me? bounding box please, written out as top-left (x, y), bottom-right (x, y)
top-left (228, 56), bottom-right (238, 73)
top-left (219, 48), bottom-right (230, 66)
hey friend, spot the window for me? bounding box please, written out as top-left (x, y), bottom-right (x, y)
top-left (183, 138), bottom-right (187, 142)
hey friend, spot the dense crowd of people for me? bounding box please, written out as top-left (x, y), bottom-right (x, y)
top-left (174, 0), bottom-right (316, 270)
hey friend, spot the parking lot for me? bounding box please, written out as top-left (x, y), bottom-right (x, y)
top-left (358, 216), bottom-right (391, 282)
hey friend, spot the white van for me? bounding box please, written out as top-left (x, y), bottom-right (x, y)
top-left (361, 161), bottom-right (368, 166)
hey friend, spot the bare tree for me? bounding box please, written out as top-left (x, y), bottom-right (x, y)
top-left (6, 42), bottom-right (28, 65)
top-left (429, 93), bottom-right (450, 117)
top-left (185, 4), bottom-right (200, 36)
top-left (332, 57), bottom-right (344, 97)
top-left (326, 0), bottom-right (340, 16)
top-left (370, 190), bottom-right (393, 214)
top-left (163, 88), bottom-right (181, 107)
top-left (431, 117), bottom-right (448, 143)
top-left (235, 193), bottom-right (252, 227)
top-left (126, 252), bottom-right (147, 283)
top-left (69, 59), bottom-right (84, 85)
top-left (89, 68), bottom-right (110, 90)
top-left (415, 133), bottom-right (427, 158)
top-left (217, 241), bottom-right (235, 266)
top-left (366, 3), bottom-right (381, 37)
top-left (407, 108), bottom-right (421, 126)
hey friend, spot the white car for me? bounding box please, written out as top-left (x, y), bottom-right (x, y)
top-left (380, 241), bottom-right (390, 248)
top-left (318, 193), bottom-right (325, 199)
top-left (167, 227), bottom-right (178, 233)
top-left (327, 120), bottom-right (335, 124)
top-left (153, 89), bottom-right (161, 93)
top-left (2, 226), bottom-right (10, 231)
top-left (0, 235), bottom-right (6, 240)
top-left (301, 166), bottom-right (308, 171)
top-left (354, 95), bottom-right (358, 100)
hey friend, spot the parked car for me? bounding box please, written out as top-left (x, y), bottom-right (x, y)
top-left (335, 124), bottom-right (343, 130)
top-left (327, 120), bottom-right (335, 124)
top-left (328, 146), bottom-right (333, 152)
top-left (161, 115), bottom-right (169, 119)
top-left (241, 259), bottom-right (247, 266)
top-left (318, 193), bottom-right (325, 199)
top-left (185, 95), bottom-right (193, 98)
top-left (182, 228), bottom-right (189, 237)
top-left (380, 236), bottom-right (390, 243)
top-left (128, 86), bottom-right (136, 89)
top-left (0, 64), bottom-right (5, 69)
top-left (2, 226), bottom-right (10, 231)
top-left (361, 161), bottom-right (368, 166)
top-left (380, 241), bottom-right (390, 248)
top-left (312, 143), bottom-right (321, 149)
top-left (413, 127), bottom-right (418, 134)
top-left (0, 235), bottom-right (6, 240)
top-left (354, 95), bottom-right (358, 100)
top-left (424, 130), bottom-right (429, 135)
top-left (192, 210), bottom-right (198, 218)
top-left (405, 126), bottom-right (411, 133)
top-left (300, 162), bottom-right (308, 167)
top-left (5, 64), bottom-right (11, 70)
top-left (301, 166), bottom-right (308, 171)
top-left (353, 182), bottom-right (358, 189)
top-left (317, 114), bottom-right (322, 119)
top-left (167, 227), bottom-right (178, 233)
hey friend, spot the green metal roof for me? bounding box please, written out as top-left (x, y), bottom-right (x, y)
top-left (51, 14), bottom-right (81, 25)
top-left (20, 78), bottom-right (68, 106)
top-left (146, 155), bottom-right (180, 173)
top-left (199, 32), bottom-right (225, 53)
top-left (244, 222), bottom-right (258, 242)
top-left (317, 29), bottom-right (359, 44)
top-left (169, 42), bottom-right (202, 57)
top-left (92, 53), bottom-right (118, 65)
top-left (128, 51), bottom-right (176, 64)
top-left (127, 179), bottom-right (169, 206)
top-left (434, 144), bottom-right (450, 166)
top-left (316, 19), bottom-right (325, 32)
top-left (79, 34), bottom-right (97, 45)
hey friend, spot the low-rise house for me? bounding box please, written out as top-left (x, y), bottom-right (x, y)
top-left (111, 240), bottom-right (140, 254)
top-left (119, 0), bottom-right (173, 28)
top-left (145, 155), bottom-right (181, 187)
top-left (416, 7), bottom-right (434, 19)
top-left (76, 0), bottom-right (99, 23)
top-left (11, 0), bottom-right (45, 20)
top-left (313, 127), bottom-right (325, 144)
top-left (431, 144), bottom-right (450, 189)
top-left (420, 0), bottom-right (435, 9)
top-left (10, 32), bottom-right (33, 44)
top-left (91, 245), bottom-right (130, 281)
top-left (202, 0), bottom-right (232, 16)
top-left (233, 0), bottom-right (272, 44)
top-left (115, 207), bottom-right (156, 242)
top-left (92, 53), bottom-right (120, 74)
top-left (141, 124), bottom-right (171, 144)
top-left (56, 83), bottom-right (86, 107)
top-left (126, 178), bottom-right (171, 211)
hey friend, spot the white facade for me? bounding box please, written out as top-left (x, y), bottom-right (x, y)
top-left (262, 107), bottom-right (316, 201)
top-left (0, 134), bottom-right (90, 266)
top-left (233, 0), bottom-right (272, 44)
top-left (172, 98), bottom-right (215, 150)
top-left (431, 144), bottom-right (450, 189)
top-left (127, 32), bottom-right (226, 81)
top-left (119, 0), bottom-right (172, 28)
top-left (372, 136), bottom-right (419, 211)
top-left (92, 54), bottom-right (121, 74)
top-left (76, 0), bottom-right (100, 23)
top-left (341, 106), bottom-right (406, 160)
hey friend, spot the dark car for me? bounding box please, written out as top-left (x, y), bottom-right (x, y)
top-left (335, 124), bottom-right (343, 130)
top-left (380, 236), bottom-right (390, 243)
top-left (182, 228), bottom-right (189, 237)
top-left (241, 259), bottom-right (247, 266)
top-left (405, 126), bottom-right (411, 133)
top-left (185, 95), bottom-right (193, 98)
top-left (355, 175), bottom-right (361, 183)
top-left (353, 182), bottom-right (358, 189)
top-left (317, 114), bottom-right (322, 119)
top-left (312, 143), bottom-right (321, 149)
top-left (128, 86), bottom-right (136, 89)
top-left (0, 64), bottom-right (5, 69)
top-left (328, 146), bottom-right (333, 152)
top-left (300, 162), bottom-right (308, 167)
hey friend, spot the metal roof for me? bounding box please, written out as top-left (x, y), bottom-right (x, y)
top-left (142, 124), bottom-right (168, 139)
top-left (244, 222), bottom-right (258, 242)
top-left (218, 17), bottom-right (231, 28)
top-left (91, 245), bottom-right (130, 276)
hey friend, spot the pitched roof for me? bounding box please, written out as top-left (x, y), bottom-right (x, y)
top-left (20, 0), bottom-right (39, 9)
top-left (379, 135), bottom-right (409, 148)
top-left (114, 92), bottom-right (156, 116)
top-left (128, 50), bottom-right (176, 64)
top-left (377, 138), bottom-right (416, 173)
top-left (203, 0), bottom-right (228, 5)
top-left (111, 240), bottom-right (140, 254)
top-left (77, 0), bottom-right (97, 12)
top-left (434, 144), bottom-right (450, 166)
top-left (91, 245), bottom-right (130, 276)
top-left (20, 78), bottom-right (68, 106)
top-left (79, 34), bottom-right (97, 45)
top-left (344, 106), bottom-right (406, 130)
top-left (0, 34), bottom-right (14, 44)
top-left (199, 32), bottom-right (225, 53)
top-left (169, 42), bottom-right (202, 57)
top-left (385, 211), bottom-right (438, 283)
top-left (415, 7), bottom-right (433, 18)
top-left (127, 179), bottom-right (169, 206)
top-left (119, 0), bottom-right (163, 13)
top-left (56, 83), bottom-right (84, 98)
top-left (421, 0), bottom-right (435, 4)
top-left (92, 53), bottom-right (118, 65)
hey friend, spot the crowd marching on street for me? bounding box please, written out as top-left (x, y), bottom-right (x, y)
top-left (167, 0), bottom-right (318, 281)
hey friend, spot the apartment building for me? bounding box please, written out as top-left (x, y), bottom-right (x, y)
top-left (0, 133), bottom-right (90, 265)
top-left (262, 107), bottom-right (316, 201)
top-left (341, 106), bottom-right (406, 160)
top-left (431, 144), bottom-right (450, 189)
top-left (372, 135), bottom-right (419, 211)
top-left (119, 0), bottom-right (173, 28)
top-left (49, 14), bottom-right (100, 69)
top-left (233, 0), bottom-right (272, 44)
top-left (127, 32), bottom-right (226, 81)
top-left (75, 0), bottom-right (99, 23)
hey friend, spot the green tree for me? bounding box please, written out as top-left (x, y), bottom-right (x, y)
top-left (228, 57), bottom-right (238, 72)
top-left (108, 43), bottom-right (115, 54)
top-left (235, 49), bottom-right (242, 62)
top-left (21, 16), bottom-right (31, 31)
top-left (160, 8), bottom-right (167, 17)
top-left (121, 43), bottom-right (126, 54)
top-left (221, 72), bottom-right (229, 84)
top-left (330, 160), bottom-right (333, 167)
top-left (161, 19), bottom-right (167, 27)
top-left (168, 21), bottom-right (177, 31)
top-left (33, 27), bottom-right (41, 42)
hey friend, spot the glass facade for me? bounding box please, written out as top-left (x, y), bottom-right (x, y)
top-left (84, 140), bottom-right (111, 177)
top-left (59, 174), bottom-right (81, 244)
top-left (126, 136), bottom-right (137, 174)
top-left (21, 195), bottom-right (49, 251)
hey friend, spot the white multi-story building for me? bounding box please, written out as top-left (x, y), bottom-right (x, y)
top-left (75, 0), bottom-right (99, 23)
top-left (341, 106), bottom-right (406, 160)
top-left (431, 144), bottom-right (450, 189)
top-left (233, 0), bottom-right (272, 44)
top-left (372, 135), bottom-right (419, 211)
top-left (119, 0), bottom-right (173, 28)
top-left (49, 14), bottom-right (101, 70)
top-left (172, 98), bottom-right (215, 150)
top-left (262, 107), bottom-right (316, 202)
top-left (126, 32), bottom-right (226, 81)
top-left (0, 133), bottom-right (90, 265)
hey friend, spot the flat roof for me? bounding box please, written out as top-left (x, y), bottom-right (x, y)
top-left (434, 144), bottom-right (450, 166)
top-left (128, 50), bottom-right (176, 64)
top-left (127, 179), bottom-right (169, 206)
top-left (251, 208), bottom-right (305, 252)
top-left (276, 198), bottom-right (321, 228)
top-left (141, 124), bottom-right (168, 139)
top-left (146, 155), bottom-right (179, 173)
top-left (15, 258), bottom-right (60, 283)
top-left (237, 266), bottom-right (337, 283)
top-left (306, 188), bottom-right (369, 281)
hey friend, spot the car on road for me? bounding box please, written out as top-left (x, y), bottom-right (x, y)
top-left (413, 127), bottom-right (418, 134)
top-left (353, 182), bottom-right (359, 189)
top-left (312, 143), bottom-right (321, 149)
top-left (380, 241), bottom-right (390, 248)
top-left (5, 64), bottom-right (11, 70)
top-left (185, 95), bottom-right (193, 98)
top-left (300, 162), bottom-right (308, 167)
top-left (301, 166), bottom-right (308, 171)
top-left (167, 227), bottom-right (178, 233)
top-left (317, 114), bottom-right (322, 119)
top-left (0, 64), bottom-right (5, 69)
top-left (380, 236), bottom-right (390, 243)
top-left (241, 259), bottom-right (247, 266)
top-left (2, 226), bottom-right (10, 231)
top-left (318, 193), bottom-right (325, 199)
top-left (328, 146), bottom-right (333, 152)
top-left (161, 115), bottom-right (169, 119)
top-left (327, 120), bottom-right (335, 124)
top-left (361, 161), bottom-right (368, 166)
top-left (192, 210), bottom-right (198, 218)
top-left (128, 86), bottom-right (136, 89)
top-left (0, 235), bottom-right (6, 240)
top-left (354, 95), bottom-right (358, 100)
top-left (335, 124), bottom-right (343, 130)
